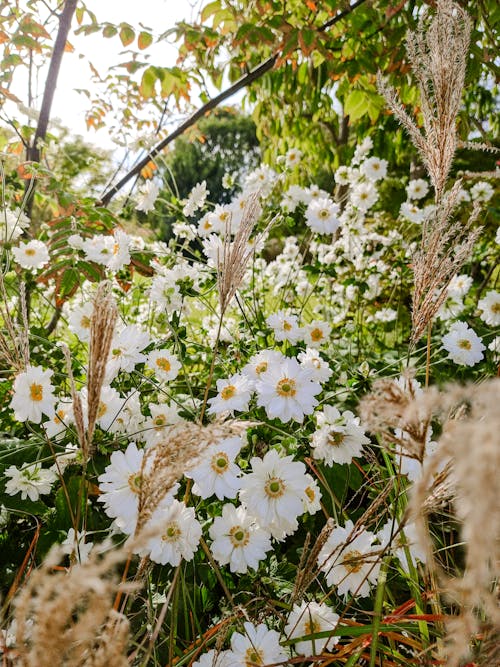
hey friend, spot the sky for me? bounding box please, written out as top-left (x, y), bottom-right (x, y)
top-left (11, 0), bottom-right (207, 148)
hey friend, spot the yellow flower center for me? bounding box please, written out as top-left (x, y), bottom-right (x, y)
top-left (492, 302), bottom-right (500, 313)
top-left (343, 549), bottom-right (363, 573)
top-left (318, 209), bottom-right (329, 219)
top-left (81, 315), bottom-right (91, 329)
top-left (276, 378), bottom-right (296, 397)
top-left (310, 327), bottom-right (324, 342)
top-left (229, 525), bottom-right (250, 547)
top-left (221, 385), bottom-right (236, 400)
top-left (127, 473), bottom-right (143, 494)
top-left (265, 477), bottom-right (285, 499)
top-left (97, 401), bottom-right (107, 418)
top-left (153, 415), bottom-right (166, 429)
top-left (162, 521), bottom-right (181, 542)
top-left (54, 409), bottom-right (66, 424)
top-left (283, 320), bottom-right (292, 331)
top-left (211, 452), bottom-right (229, 474)
top-left (328, 430), bottom-right (345, 447)
top-left (25, 248), bottom-right (36, 256)
top-left (305, 486), bottom-right (316, 502)
top-left (112, 347), bottom-right (123, 358)
top-left (156, 357), bottom-right (171, 372)
top-left (219, 211), bottom-right (230, 223)
top-left (304, 619), bottom-right (320, 635)
top-left (458, 339), bottom-right (472, 350)
top-left (29, 383), bottom-right (43, 402)
top-left (255, 361), bottom-right (268, 375)
top-left (244, 648), bottom-right (264, 666)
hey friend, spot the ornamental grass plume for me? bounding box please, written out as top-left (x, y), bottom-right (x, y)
top-left (12, 544), bottom-right (134, 667)
top-left (86, 282), bottom-right (118, 454)
top-left (216, 192), bottom-right (263, 315)
top-left (0, 275), bottom-right (29, 374)
top-left (377, 0), bottom-right (471, 201)
top-left (377, 1), bottom-right (484, 346)
top-left (135, 419), bottom-right (251, 534)
top-left (406, 380), bottom-right (500, 667)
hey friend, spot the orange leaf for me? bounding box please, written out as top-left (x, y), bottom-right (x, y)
top-left (305, 0), bottom-right (317, 10)
top-left (64, 40), bottom-right (74, 52)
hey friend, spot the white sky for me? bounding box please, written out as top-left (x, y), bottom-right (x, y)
top-left (11, 0), bottom-right (208, 148)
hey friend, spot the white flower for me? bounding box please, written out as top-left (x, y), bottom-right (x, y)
top-left (373, 308), bottom-right (397, 322)
top-left (448, 274), bottom-right (473, 298)
top-left (311, 406), bottom-right (369, 466)
top-left (470, 180), bottom-right (494, 203)
top-left (10, 365), bottom-right (56, 423)
top-left (60, 528), bottom-right (93, 564)
top-left (496, 226), bottom-right (500, 244)
top-left (207, 373), bottom-right (252, 416)
top-left (399, 202), bottom-right (425, 224)
top-left (186, 436), bottom-right (243, 500)
top-left (242, 349), bottom-right (285, 386)
top-left (285, 601), bottom-right (339, 655)
top-left (107, 229), bottom-right (131, 272)
top-left (266, 310), bottom-right (303, 344)
top-left (106, 325), bottom-right (150, 379)
top-left (303, 320), bottom-right (331, 348)
top-left (183, 181), bottom-right (208, 216)
top-left (285, 148), bottom-right (302, 168)
top-left (243, 164), bottom-right (277, 197)
top-left (406, 179), bottom-right (429, 200)
top-left (305, 198), bottom-right (341, 235)
top-left (488, 336), bottom-right (500, 355)
top-left (350, 182), bottom-right (378, 211)
top-left (297, 348), bottom-right (333, 383)
top-left (68, 301), bottom-right (93, 342)
top-left (43, 400), bottom-right (73, 438)
top-left (442, 321), bottom-right (485, 366)
top-left (5, 463), bottom-right (57, 501)
top-left (360, 156), bottom-right (388, 182)
top-left (142, 403), bottom-right (183, 448)
top-left (146, 348), bottom-right (181, 381)
top-left (256, 357), bottom-right (321, 424)
top-left (303, 474), bottom-right (322, 515)
top-left (12, 240), bottom-right (49, 269)
top-left (317, 520), bottom-right (380, 597)
top-left (136, 180), bottom-right (160, 212)
top-left (377, 521), bottom-right (426, 574)
top-left (149, 274), bottom-right (183, 312)
top-left (172, 221), bottom-right (197, 240)
top-left (239, 449), bottom-right (309, 539)
top-left (333, 166), bottom-right (350, 185)
top-left (141, 500), bottom-right (202, 566)
top-left (98, 442), bottom-right (146, 534)
top-left (112, 390), bottom-right (145, 436)
top-left (436, 294), bottom-right (464, 321)
top-left (81, 385), bottom-right (125, 432)
top-left (1, 207), bottom-right (30, 242)
top-left (192, 649), bottom-right (231, 667)
top-left (81, 234), bottom-right (116, 265)
top-left (478, 290), bottom-right (500, 326)
top-left (209, 503), bottom-right (272, 573)
top-left (228, 622), bottom-right (286, 667)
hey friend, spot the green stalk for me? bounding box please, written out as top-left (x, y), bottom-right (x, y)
top-left (369, 558), bottom-right (388, 667)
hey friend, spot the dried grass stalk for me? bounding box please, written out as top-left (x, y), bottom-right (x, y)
top-left (216, 192), bottom-right (263, 315)
top-left (61, 343), bottom-right (86, 453)
top-left (377, 0), bottom-right (471, 200)
top-left (0, 274), bottom-right (27, 373)
top-left (86, 283), bottom-right (117, 454)
top-left (13, 545), bottom-right (134, 667)
top-left (407, 380), bottom-right (500, 667)
top-left (410, 185), bottom-right (481, 344)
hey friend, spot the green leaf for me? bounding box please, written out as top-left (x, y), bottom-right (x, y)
top-left (138, 31), bottom-right (153, 50)
top-left (102, 24), bottom-right (117, 38)
top-left (119, 24), bottom-right (135, 46)
top-left (344, 89), bottom-right (368, 122)
top-left (140, 66), bottom-right (157, 98)
top-left (201, 0), bottom-right (221, 23)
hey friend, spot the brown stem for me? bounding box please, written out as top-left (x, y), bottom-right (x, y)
top-left (425, 322), bottom-right (432, 388)
top-left (99, 0), bottom-right (368, 206)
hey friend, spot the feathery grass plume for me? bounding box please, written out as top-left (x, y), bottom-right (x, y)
top-left (359, 374), bottom-right (430, 461)
top-left (12, 544), bottom-right (134, 667)
top-left (410, 184), bottom-right (481, 345)
top-left (377, 0), bottom-right (471, 201)
top-left (61, 343), bottom-right (86, 453)
top-left (135, 419), bottom-right (251, 533)
top-left (86, 282), bottom-right (118, 455)
top-left (0, 274), bottom-right (25, 373)
top-left (407, 380), bottom-right (500, 667)
top-left (216, 192), bottom-right (263, 315)
top-left (291, 518), bottom-right (334, 603)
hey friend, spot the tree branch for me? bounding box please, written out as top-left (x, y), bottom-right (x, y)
top-left (27, 0), bottom-right (78, 165)
top-left (99, 0), bottom-right (369, 206)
